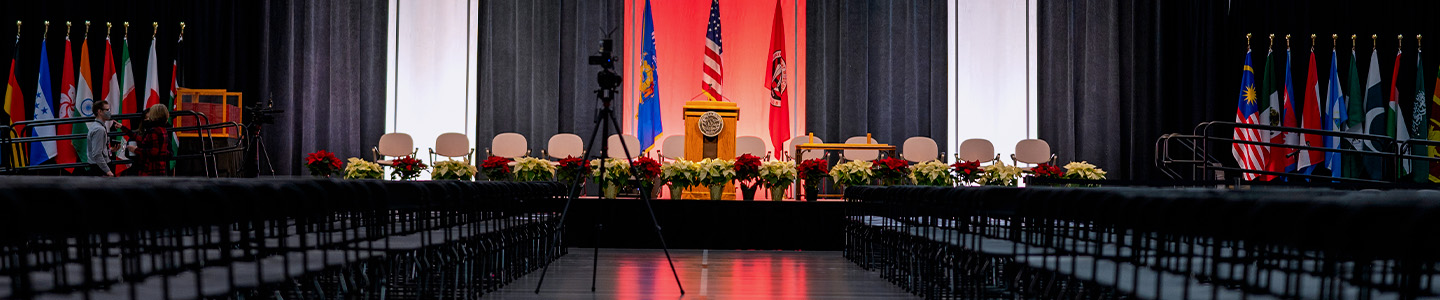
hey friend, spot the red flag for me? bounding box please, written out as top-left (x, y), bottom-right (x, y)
top-left (765, 0), bottom-right (790, 156)
top-left (1298, 51), bottom-right (1323, 170)
top-left (56, 32), bottom-right (79, 169)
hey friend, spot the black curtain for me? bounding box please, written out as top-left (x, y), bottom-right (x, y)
top-left (1040, 0), bottom-right (1440, 180)
top-left (0, 0), bottom-right (261, 154)
top-left (806, 0), bottom-right (947, 149)
top-left (476, 0), bottom-right (623, 157)
top-left (260, 0), bottom-right (389, 176)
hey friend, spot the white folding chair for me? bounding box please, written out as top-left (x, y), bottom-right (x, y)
top-left (958, 138), bottom-right (999, 164)
top-left (786, 135), bottom-right (825, 161)
top-left (373, 132), bottom-right (416, 166)
top-left (660, 135), bottom-right (686, 161)
top-left (1011, 138), bottom-right (1056, 170)
top-left (901, 136), bottom-right (939, 162)
top-left (842, 136), bottom-right (879, 162)
top-left (544, 133), bottom-right (585, 160)
top-left (735, 136), bottom-right (770, 159)
top-left (488, 132), bottom-right (530, 158)
top-left (607, 134), bottom-right (641, 159)
top-left (428, 132), bottom-right (474, 165)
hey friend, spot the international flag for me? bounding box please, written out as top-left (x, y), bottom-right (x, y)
top-left (4, 36), bottom-right (25, 168)
top-left (1324, 48), bottom-right (1345, 178)
top-left (636, 0), bottom-right (663, 154)
top-left (170, 25), bottom-right (182, 109)
top-left (1361, 48), bottom-right (1387, 180)
top-left (700, 0), bottom-right (723, 101)
top-left (102, 31), bottom-right (119, 118)
top-left (119, 34), bottom-right (137, 128)
top-left (1258, 44), bottom-right (1281, 181)
top-left (1430, 63), bottom-right (1440, 183)
top-left (1412, 49), bottom-right (1428, 182)
top-left (1232, 50), bottom-right (1266, 180)
top-left (766, 0), bottom-right (791, 156)
top-left (29, 37), bottom-right (57, 166)
top-left (1342, 44), bottom-right (1365, 179)
top-left (143, 31), bottom-right (160, 108)
top-left (1274, 50), bottom-right (1299, 176)
top-left (56, 25), bottom-right (79, 170)
top-left (74, 27), bottom-right (95, 163)
top-left (1387, 47), bottom-right (1410, 178)
top-left (1298, 49), bottom-right (1323, 173)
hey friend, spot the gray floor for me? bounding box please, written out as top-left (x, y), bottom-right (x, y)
top-left (488, 248), bottom-right (918, 299)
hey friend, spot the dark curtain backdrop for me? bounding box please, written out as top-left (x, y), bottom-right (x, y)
top-left (0, 0), bottom-right (260, 139)
top-left (806, 0), bottom-right (947, 149)
top-left (261, 0), bottom-right (388, 176)
top-left (1040, 0), bottom-right (1440, 180)
top-left (476, 0), bottom-right (624, 156)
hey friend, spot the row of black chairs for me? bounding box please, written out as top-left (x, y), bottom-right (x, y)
top-left (844, 185), bottom-right (1440, 299)
top-left (0, 177), bottom-right (567, 299)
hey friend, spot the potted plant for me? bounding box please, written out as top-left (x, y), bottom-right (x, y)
top-left (796, 158), bottom-right (829, 202)
top-left (661, 159), bottom-right (700, 199)
top-left (343, 157), bottom-right (384, 179)
top-left (871, 157), bottom-right (911, 186)
top-left (829, 160), bottom-right (874, 189)
top-left (697, 158), bottom-right (735, 200)
top-left (977, 161), bottom-right (1022, 187)
top-left (759, 160), bottom-right (797, 201)
top-left (910, 160), bottom-right (953, 186)
top-left (630, 157), bottom-right (663, 198)
top-left (390, 156), bottom-right (428, 181)
top-left (733, 154), bottom-right (764, 200)
top-left (481, 156), bottom-right (513, 181)
top-left (432, 159), bottom-right (477, 180)
top-left (556, 156), bottom-right (591, 192)
top-left (1062, 161), bottom-right (1107, 187)
top-left (514, 157), bottom-right (557, 181)
top-left (1025, 163), bottom-right (1065, 186)
top-left (305, 150), bottom-right (342, 178)
top-left (950, 160), bottom-right (983, 186)
top-left (590, 158), bottom-right (631, 198)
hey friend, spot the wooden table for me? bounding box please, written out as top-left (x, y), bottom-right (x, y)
top-left (792, 142), bottom-right (898, 199)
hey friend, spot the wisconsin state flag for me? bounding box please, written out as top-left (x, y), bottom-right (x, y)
top-left (765, 0), bottom-right (791, 155)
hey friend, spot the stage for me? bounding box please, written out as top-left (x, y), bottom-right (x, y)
top-left (526, 197), bottom-right (849, 251)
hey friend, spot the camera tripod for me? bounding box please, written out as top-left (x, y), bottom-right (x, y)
top-left (531, 85), bottom-right (685, 296)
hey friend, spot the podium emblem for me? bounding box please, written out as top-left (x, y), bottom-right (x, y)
top-left (699, 111), bottom-right (724, 137)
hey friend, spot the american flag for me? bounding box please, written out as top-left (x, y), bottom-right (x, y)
top-left (701, 0), bottom-right (723, 101)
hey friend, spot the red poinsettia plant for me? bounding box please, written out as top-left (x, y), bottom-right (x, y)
top-left (797, 158), bottom-right (830, 188)
top-left (871, 157), bottom-right (911, 185)
top-left (305, 150), bottom-right (342, 177)
top-left (481, 156), bottom-right (513, 181)
top-left (556, 156), bottom-right (590, 183)
top-left (631, 156), bottom-right (663, 189)
top-left (951, 160), bottom-right (983, 185)
top-left (390, 156), bottom-right (428, 180)
top-left (1029, 163), bottom-right (1065, 179)
top-left (733, 154), bottom-right (763, 185)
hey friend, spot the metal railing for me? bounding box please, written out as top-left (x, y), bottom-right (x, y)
top-left (1157, 121), bottom-right (1440, 185)
top-left (0, 110), bottom-right (239, 176)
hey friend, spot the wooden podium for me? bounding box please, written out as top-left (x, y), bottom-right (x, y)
top-left (682, 101), bottom-right (738, 200)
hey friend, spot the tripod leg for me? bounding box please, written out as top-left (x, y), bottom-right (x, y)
top-left (533, 108), bottom-right (609, 294)
top-left (603, 110), bottom-right (686, 295)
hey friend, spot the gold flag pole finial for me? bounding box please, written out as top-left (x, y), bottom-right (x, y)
top-left (106, 22), bottom-right (111, 37)
top-left (1418, 35), bottom-right (1423, 52)
top-left (152, 22), bottom-right (157, 39)
top-left (123, 22), bottom-right (129, 39)
top-left (1351, 34), bottom-right (1357, 52)
top-left (1246, 33), bottom-right (1251, 50)
top-left (1399, 35), bottom-right (1404, 50)
top-left (1332, 34), bottom-right (1337, 50)
top-left (1373, 34), bottom-right (1378, 50)
top-left (65, 21), bottom-right (71, 37)
top-left (178, 22), bottom-right (185, 40)
top-left (42, 21), bottom-right (48, 38)
top-left (15, 21), bottom-right (20, 38)
top-left (1268, 34), bottom-right (1275, 51)
top-left (1310, 34), bottom-right (1316, 52)
top-left (1286, 34), bottom-right (1291, 50)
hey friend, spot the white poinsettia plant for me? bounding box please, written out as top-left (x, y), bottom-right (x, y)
top-left (343, 157), bottom-right (384, 179)
top-left (696, 158), bottom-right (736, 187)
top-left (909, 160), bottom-right (953, 186)
top-left (513, 157), bottom-right (556, 181)
top-left (661, 159), bottom-right (702, 189)
top-left (829, 160), bottom-right (874, 187)
top-left (431, 159), bottom-right (477, 180)
top-left (759, 160), bottom-right (797, 188)
top-left (977, 160), bottom-right (1022, 186)
top-left (1063, 161), bottom-right (1107, 180)
top-left (590, 158), bottom-right (631, 186)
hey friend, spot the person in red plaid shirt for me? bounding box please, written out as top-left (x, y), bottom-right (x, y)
top-left (125, 104), bottom-right (174, 176)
